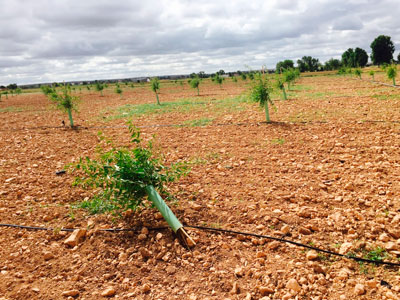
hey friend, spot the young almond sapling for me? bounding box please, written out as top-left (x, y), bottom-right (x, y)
top-left (70, 124), bottom-right (194, 246)
top-left (275, 75), bottom-right (287, 100)
top-left (212, 73), bottom-right (224, 88)
top-left (387, 65), bottom-right (397, 86)
top-left (151, 77), bottom-right (161, 105)
top-left (47, 84), bottom-right (79, 128)
top-left (250, 74), bottom-right (274, 123)
top-left (115, 83), bottom-right (123, 99)
top-left (369, 70), bottom-right (375, 81)
top-left (283, 69), bottom-right (296, 90)
top-left (189, 75), bottom-right (201, 96)
top-left (95, 82), bottom-right (104, 96)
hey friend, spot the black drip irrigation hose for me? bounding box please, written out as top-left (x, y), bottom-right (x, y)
top-left (1, 223), bottom-right (399, 267)
top-left (1, 119), bottom-right (400, 132)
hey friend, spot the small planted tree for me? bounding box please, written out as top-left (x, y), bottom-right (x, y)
top-left (347, 68), bottom-right (353, 76)
top-left (387, 65), bottom-right (397, 86)
top-left (354, 68), bottom-right (362, 79)
top-left (95, 82), bottom-right (104, 96)
top-left (283, 69), bottom-right (296, 90)
top-left (250, 74), bottom-right (274, 123)
top-left (275, 76), bottom-right (287, 100)
top-left (151, 77), bottom-right (161, 105)
top-left (115, 83), bottom-right (123, 98)
top-left (294, 69), bottom-right (300, 81)
top-left (232, 76), bottom-right (238, 83)
top-left (47, 84), bottom-right (79, 128)
top-left (212, 74), bottom-right (224, 88)
top-left (70, 125), bottom-right (194, 245)
top-left (189, 76), bottom-right (201, 96)
top-left (41, 85), bottom-right (53, 95)
top-left (369, 70), bottom-right (375, 81)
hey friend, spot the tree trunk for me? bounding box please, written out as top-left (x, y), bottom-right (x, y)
top-left (145, 185), bottom-right (182, 232)
top-left (67, 108), bottom-right (74, 128)
top-left (264, 101), bottom-right (270, 123)
top-left (156, 92), bottom-right (160, 105)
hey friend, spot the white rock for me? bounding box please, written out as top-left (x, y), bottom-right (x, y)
top-left (64, 229), bottom-right (86, 247)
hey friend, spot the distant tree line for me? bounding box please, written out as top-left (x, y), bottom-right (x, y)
top-left (275, 34), bottom-right (399, 73)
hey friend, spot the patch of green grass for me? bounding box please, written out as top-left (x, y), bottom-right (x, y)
top-left (212, 95), bottom-right (250, 112)
top-left (107, 95), bottom-right (251, 120)
top-left (74, 197), bottom-right (116, 215)
top-left (363, 247), bottom-right (388, 263)
top-left (109, 99), bottom-right (207, 119)
top-left (271, 138), bottom-right (285, 145)
top-left (0, 106), bottom-right (24, 113)
top-left (107, 96), bottom-right (248, 120)
top-left (289, 84), bottom-right (312, 91)
top-left (372, 94), bottom-right (400, 101)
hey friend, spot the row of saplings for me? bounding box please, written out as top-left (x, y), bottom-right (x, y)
top-left (339, 64), bottom-right (398, 85)
top-left (40, 69), bottom-right (300, 128)
top-left (42, 70), bottom-right (299, 244)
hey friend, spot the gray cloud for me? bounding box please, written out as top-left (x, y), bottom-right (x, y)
top-left (0, 0), bottom-right (400, 85)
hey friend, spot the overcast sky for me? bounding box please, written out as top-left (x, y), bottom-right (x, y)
top-left (1, 0), bottom-right (400, 85)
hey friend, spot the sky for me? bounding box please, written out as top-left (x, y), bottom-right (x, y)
top-left (1, 0), bottom-right (400, 86)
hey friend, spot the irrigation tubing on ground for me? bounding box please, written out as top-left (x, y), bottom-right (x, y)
top-left (1, 119), bottom-right (400, 132)
top-left (1, 223), bottom-right (399, 267)
top-left (353, 77), bottom-right (400, 89)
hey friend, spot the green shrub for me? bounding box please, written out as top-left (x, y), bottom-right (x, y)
top-left (387, 65), bottom-right (397, 85)
top-left (70, 125), bottom-right (189, 214)
top-left (250, 74), bottom-right (274, 123)
top-left (275, 76), bottom-right (287, 100)
top-left (283, 69), bottom-right (296, 90)
top-left (369, 70), bottom-right (375, 81)
top-left (41, 85), bottom-right (54, 95)
top-left (115, 86), bottom-right (123, 98)
top-left (95, 82), bottom-right (104, 96)
top-left (48, 84), bottom-right (79, 127)
top-left (189, 76), bottom-right (201, 95)
top-left (212, 74), bottom-right (224, 87)
top-left (151, 77), bottom-right (161, 105)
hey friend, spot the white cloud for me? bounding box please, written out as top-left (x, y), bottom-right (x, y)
top-left (0, 0), bottom-right (400, 85)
